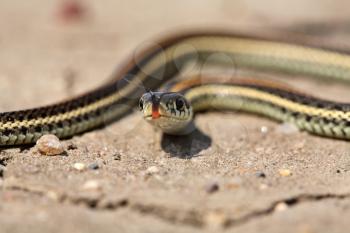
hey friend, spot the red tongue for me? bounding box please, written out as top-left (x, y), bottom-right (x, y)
top-left (152, 104), bottom-right (160, 119)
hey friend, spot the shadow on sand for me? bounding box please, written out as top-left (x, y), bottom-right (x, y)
top-left (160, 128), bottom-right (212, 158)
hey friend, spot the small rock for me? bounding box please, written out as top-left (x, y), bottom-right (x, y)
top-left (46, 190), bottom-right (60, 201)
top-left (279, 169), bottom-right (292, 177)
top-left (105, 151), bottom-right (122, 161)
top-left (260, 126), bottom-right (269, 134)
top-left (36, 135), bottom-right (65, 156)
top-left (276, 122), bottom-right (299, 134)
top-left (82, 180), bottom-right (102, 191)
top-left (274, 202), bottom-right (288, 212)
top-left (112, 152), bottom-right (121, 160)
top-left (204, 211), bottom-right (228, 228)
top-left (146, 166), bottom-right (159, 174)
top-left (88, 162), bottom-right (99, 170)
top-left (73, 162), bottom-right (86, 171)
top-left (259, 183), bottom-right (269, 190)
top-left (66, 142), bottom-right (78, 150)
top-left (205, 181), bottom-right (220, 194)
top-left (255, 171), bottom-right (266, 178)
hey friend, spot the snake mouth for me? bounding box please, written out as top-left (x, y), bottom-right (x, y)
top-left (144, 114), bottom-right (190, 123)
top-left (144, 114), bottom-right (169, 121)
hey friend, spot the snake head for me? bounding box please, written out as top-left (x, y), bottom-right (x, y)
top-left (139, 92), bottom-right (193, 135)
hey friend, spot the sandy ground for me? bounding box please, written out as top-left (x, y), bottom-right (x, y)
top-left (1, 1), bottom-right (350, 232)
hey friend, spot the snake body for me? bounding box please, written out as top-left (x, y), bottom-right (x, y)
top-left (2, 31), bottom-right (350, 145)
top-left (146, 77), bottom-right (350, 138)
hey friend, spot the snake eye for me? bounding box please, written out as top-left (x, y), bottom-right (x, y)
top-left (139, 98), bottom-right (144, 111)
top-left (175, 98), bottom-right (185, 111)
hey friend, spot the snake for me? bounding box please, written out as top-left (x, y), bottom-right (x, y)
top-left (2, 31), bottom-right (350, 146)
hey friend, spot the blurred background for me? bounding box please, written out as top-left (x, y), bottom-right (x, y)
top-left (1, 0), bottom-right (350, 111)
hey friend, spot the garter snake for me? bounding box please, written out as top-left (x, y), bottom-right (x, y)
top-left (2, 31), bottom-right (350, 146)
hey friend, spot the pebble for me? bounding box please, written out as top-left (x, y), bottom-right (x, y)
top-left (82, 180), bottom-right (102, 191)
top-left (73, 162), bottom-right (86, 171)
top-left (112, 152), bottom-right (121, 161)
top-left (276, 122), bottom-right (299, 134)
top-left (36, 135), bottom-right (65, 156)
top-left (204, 211), bottom-right (228, 228)
top-left (66, 142), bottom-right (78, 150)
top-left (205, 181), bottom-right (220, 194)
top-left (146, 166), bottom-right (159, 174)
top-left (46, 190), bottom-right (60, 201)
top-left (259, 183), bottom-right (269, 190)
top-left (274, 202), bottom-right (288, 212)
top-left (88, 162), bottom-right (99, 170)
top-left (260, 126), bottom-right (269, 134)
top-left (255, 171), bottom-right (266, 178)
top-left (279, 169), bottom-right (292, 177)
